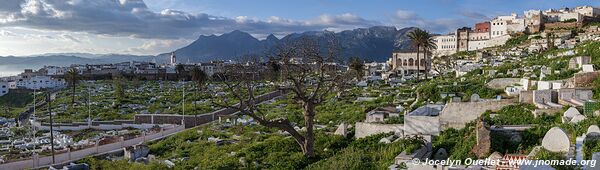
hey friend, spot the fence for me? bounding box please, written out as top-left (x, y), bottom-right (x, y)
top-left (134, 90), bottom-right (286, 128)
top-left (0, 125), bottom-right (185, 170)
top-left (30, 120), bottom-right (164, 131)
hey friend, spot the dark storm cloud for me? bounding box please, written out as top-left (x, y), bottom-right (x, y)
top-left (0, 0), bottom-right (380, 39)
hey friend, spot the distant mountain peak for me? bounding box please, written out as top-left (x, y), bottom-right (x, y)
top-left (224, 30), bottom-right (253, 37)
top-left (266, 34), bottom-right (279, 41)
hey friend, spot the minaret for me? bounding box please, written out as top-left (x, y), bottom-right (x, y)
top-left (170, 52), bottom-right (177, 66)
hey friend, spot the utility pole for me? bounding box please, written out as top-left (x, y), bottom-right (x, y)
top-left (182, 81), bottom-right (186, 126)
top-left (88, 83), bottom-right (91, 126)
top-left (32, 89), bottom-right (36, 152)
top-left (47, 93), bottom-right (55, 164)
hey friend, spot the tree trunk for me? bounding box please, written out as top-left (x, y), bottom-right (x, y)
top-left (416, 46), bottom-right (420, 81)
top-left (195, 83), bottom-right (199, 109)
top-left (71, 85), bottom-right (75, 105)
top-left (424, 50), bottom-right (429, 80)
top-left (303, 103), bottom-right (316, 157)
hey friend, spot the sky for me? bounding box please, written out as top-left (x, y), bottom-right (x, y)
top-left (0, 0), bottom-right (598, 56)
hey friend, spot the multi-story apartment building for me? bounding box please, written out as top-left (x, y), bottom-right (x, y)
top-left (433, 34), bottom-right (457, 56)
top-left (15, 76), bottom-right (66, 90)
top-left (491, 13), bottom-right (526, 38)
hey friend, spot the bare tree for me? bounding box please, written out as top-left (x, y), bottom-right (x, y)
top-left (213, 38), bottom-right (350, 157)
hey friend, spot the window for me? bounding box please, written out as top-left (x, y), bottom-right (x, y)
top-left (408, 58), bottom-right (414, 66)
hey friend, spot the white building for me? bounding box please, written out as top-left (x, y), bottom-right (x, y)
top-left (491, 13), bottom-right (526, 38)
top-left (170, 52), bottom-right (177, 66)
top-left (46, 66), bottom-right (66, 76)
top-left (433, 34), bottom-right (457, 56)
top-left (0, 82), bottom-right (8, 97)
top-left (543, 9), bottom-right (582, 22)
top-left (7, 82), bottom-right (17, 89)
top-left (574, 6), bottom-right (600, 17)
top-left (15, 76), bottom-right (66, 90)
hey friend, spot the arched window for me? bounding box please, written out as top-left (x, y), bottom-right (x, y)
top-left (421, 59), bottom-right (426, 66)
top-left (408, 58), bottom-right (414, 66)
top-left (403, 59), bottom-right (407, 66)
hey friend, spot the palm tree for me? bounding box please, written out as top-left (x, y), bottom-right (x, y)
top-left (421, 30), bottom-right (437, 80)
top-left (190, 67), bottom-right (208, 108)
top-left (408, 29), bottom-right (426, 80)
top-left (65, 68), bottom-right (79, 105)
top-left (348, 57), bottom-right (365, 80)
top-left (175, 64), bottom-right (186, 80)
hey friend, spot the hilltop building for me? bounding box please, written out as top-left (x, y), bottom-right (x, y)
top-left (432, 6), bottom-right (600, 57)
top-left (388, 50), bottom-right (432, 77)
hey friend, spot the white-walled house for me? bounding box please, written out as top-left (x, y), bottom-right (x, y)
top-left (0, 82), bottom-right (8, 97)
top-left (46, 66), bottom-right (67, 76)
top-left (15, 76), bottom-right (66, 90)
top-left (433, 34), bottom-right (457, 56)
top-left (491, 13), bottom-right (525, 38)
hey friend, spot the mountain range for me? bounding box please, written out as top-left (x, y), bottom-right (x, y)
top-left (158, 26), bottom-right (417, 63)
top-left (0, 26), bottom-right (417, 75)
top-left (0, 54), bottom-right (153, 75)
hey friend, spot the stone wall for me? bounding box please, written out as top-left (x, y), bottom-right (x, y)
top-left (564, 71), bottom-right (600, 88)
top-left (533, 89), bottom-right (558, 104)
top-left (439, 99), bottom-right (517, 129)
top-left (354, 122), bottom-right (403, 139)
top-left (544, 22), bottom-right (581, 30)
top-left (134, 114), bottom-right (215, 128)
top-left (519, 91), bottom-right (534, 104)
top-left (134, 90), bottom-right (285, 128)
top-left (404, 116), bottom-right (440, 136)
top-left (486, 78), bottom-right (521, 90)
top-left (558, 88), bottom-right (594, 106)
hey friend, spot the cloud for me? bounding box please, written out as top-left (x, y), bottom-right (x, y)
top-left (460, 10), bottom-right (490, 21)
top-left (60, 34), bottom-right (81, 43)
top-left (125, 39), bottom-right (192, 54)
top-left (390, 9), bottom-right (484, 34)
top-left (0, 30), bottom-right (17, 37)
top-left (394, 10), bottom-right (418, 20)
top-left (0, 0), bottom-right (380, 39)
top-left (315, 13), bottom-right (380, 26)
